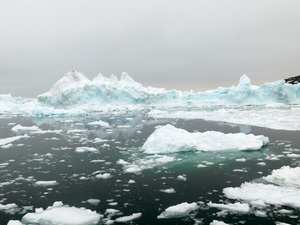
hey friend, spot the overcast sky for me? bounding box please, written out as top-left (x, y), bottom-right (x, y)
top-left (1, 0), bottom-right (300, 97)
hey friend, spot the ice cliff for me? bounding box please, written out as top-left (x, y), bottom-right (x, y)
top-left (37, 70), bottom-right (300, 108)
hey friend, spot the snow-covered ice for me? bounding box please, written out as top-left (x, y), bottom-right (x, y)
top-left (11, 124), bottom-right (41, 132)
top-left (114, 212), bottom-right (142, 222)
top-left (34, 180), bottom-right (58, 187)
top-left (75, 147), bottom-right (99, 153)
top-left (224, 182), bottom-right (300, 208)
top-left (0, 135), bottom-right (29, 147)
top-left (210, 220), bottom-right (230, 225)
top-left (263, 166), bottom-right (300, 188)
top-left (207, 201), bottom-right (250, 213)
top-left (21, 201), bottom-right (102, 225)
top-left (87, 120), bottom-right (110, 127)
top-left (157, 202), bottom-right (198, 219)
top-left (141, 124), bottom-right (269, 154)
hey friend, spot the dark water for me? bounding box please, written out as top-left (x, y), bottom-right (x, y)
top-left (0, 113), bottom-right (299, 225)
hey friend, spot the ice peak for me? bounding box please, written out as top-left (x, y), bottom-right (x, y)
top-left (120, 72), bottom-right (135, 83)
top-left (238, 74), bottom-right (251, 87)
top-left (51, 70), bottom-right (91, 92)
top-left (110, 74), bottom-right (118, 82)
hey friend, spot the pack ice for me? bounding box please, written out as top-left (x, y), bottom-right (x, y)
top-left (141, 124), bottom-right (269, 154)
top-left (223, 166), bottom-right (300, 208)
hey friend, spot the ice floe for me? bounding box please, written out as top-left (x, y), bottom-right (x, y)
top-left (114, 212), bottom-right (142, 222)
top-left (224, 182), bottom-right (300, 208)
top-left (21, 201), bottom-right (102, 225)
top-left (141, 124), bottom-right (269, 154)
top-left (34, 180), bottom-right (58, 187)
top-left (157, 202), bottom-right (198, 219)
top-left (207, 201), bottom-right (250, 213)
top-left (0, 134), bottom-right (29, 147)
top-left (263, 166), bottom-right (300, 188)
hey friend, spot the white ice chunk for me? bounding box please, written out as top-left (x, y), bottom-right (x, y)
top-left (88, 120), bottom-right (110, 128)
top-left (157, 202), bottom-right (198, 219)
top-left (224, 182), bottom-right (300, 208)
top-left (0, 203), bottom-right (19, 214)
top-left (21, 202), bottom-right (101, 225)
top-left (0, 134), bottom-right (29, 146)
top-left (35, 180), bottom-right (58, 187)
top-left (87, 199), bottom-right (100, 206)
top-left (263, 166), bottom-right (300, 188)
top-left (76, 147), bottom-right (99, 153)
top-left (207, 201), bottom-right (250, 213)
top-left (11, 124), bottom-right (41, 132)
top-left (114, 212), bottom-right (142, 222)
top-left (7, 221), bottom-right (23, 225)
top-left (159, 188), bottom-right (176, 193)
top-left (210, 220), bottom-right (230, 225)
top-left (95, 173), bottom-right (112, 179)
top-left (141, 124), bottom-right (269, 154)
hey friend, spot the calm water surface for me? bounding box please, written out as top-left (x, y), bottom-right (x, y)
top-left (0, 113), bottom-right (299, 225)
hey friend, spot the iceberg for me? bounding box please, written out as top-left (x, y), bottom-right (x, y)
top-left (35, 71), bottom-right (300, 109)
top-left (141, 124), bottom-right (269, 154)
top-left (1, 70), bottom-right (300, 120)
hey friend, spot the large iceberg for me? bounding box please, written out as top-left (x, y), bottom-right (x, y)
top-left (36, 70), bottom-right (300, 108)
top-left (1, 70), bottom-right (300, 121)
top-left (141, 124), bottom-right (269, 154)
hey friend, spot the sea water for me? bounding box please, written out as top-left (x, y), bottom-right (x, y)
top-left (0, 112), bottom-right (299, 224)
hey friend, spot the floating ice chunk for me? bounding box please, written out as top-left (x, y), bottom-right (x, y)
top-left (7, 221), bottom-right (23, 225)
top-left (0, 134), bottom-right (29, 147)
top-left (115, 212), bottom-right (142, 222)
top-left (11, 124), bottom-right (41, 132)
top-left (35, 180), bottom-right (58, 187)
top-left (123, 155), bottom-right (175, 173)
top-left (95, 173), bottom-right (112, 179)
top-left (254, 210), bottom-right (267, 217)
top-left (0, 203), bottom-right (19, 214)
top-left (235, 158), bottom-right (246, 162)
top-left (263, 166), bottom-right (300, 188)
top-left (87, 199), bottom-right (100, 206)
top-left (76, 147), bottom-right (99, 153)
top-left (21, 202), bottom-right (101, 225)
top-left (117, 159), bottom-right (129, 165)
top-left (88, 120), bottom-right (110, 128)
top-left (177, 175), bottom-right (187, 181)
top-left (210, 220), bottom-right (230, 225)
top-left (224, 182), bottom-right (300, 208)
top-left (141, 124), bottom-right (269, 154)
top-left (160, 188), bottom-right (176, 193)
top-left (157, 202), bottom-right (198, 219)
top-left (286, 153), bottom-right (300, 158)
top-left (207, 201), bottom-right (250, 213)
